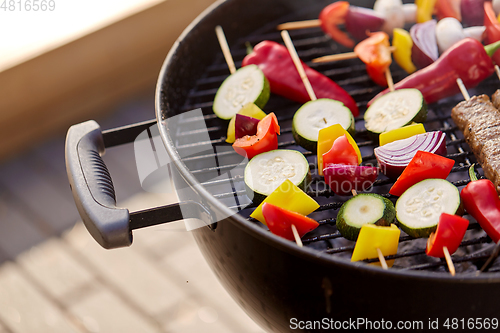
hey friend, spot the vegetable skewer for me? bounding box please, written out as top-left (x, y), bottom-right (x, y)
top-left (348, 190), bottom-right (399, 269)
top-left (425, 213), bottom-right (469, 276)
top-left (242, 41), bottom-right (359, 116)
top-left (276, 1), bottom-right (412, 46)
top-left (281, 30), bottom-right (356, 152)
top-left (313, 32), bottom-right (394, 87)
top-left (369, 38), bottom-right (500, 106)
top-left (213, 26), bottom-right (270, 120)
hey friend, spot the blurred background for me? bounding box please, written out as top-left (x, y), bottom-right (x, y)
top-left (0, 1), bottom-right (265, 332)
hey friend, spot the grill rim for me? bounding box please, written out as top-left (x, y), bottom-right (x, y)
top-left (155, 0), bottom-right (500, 280)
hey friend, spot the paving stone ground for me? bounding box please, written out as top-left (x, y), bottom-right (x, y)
top-left (0, 93), bottom-right (266, 333)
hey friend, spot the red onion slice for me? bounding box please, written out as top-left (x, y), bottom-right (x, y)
top-left (374, 131), bottom-right (447, 179)
top-left (345, 6), bottom-right (386, 41)
top-left (410, 20), bottom-right (439, 69)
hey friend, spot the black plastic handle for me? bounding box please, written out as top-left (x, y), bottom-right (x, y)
top-left (66, 121), bottom-right (132, 249)
top-left (66, 120), bottom-right (214, 249)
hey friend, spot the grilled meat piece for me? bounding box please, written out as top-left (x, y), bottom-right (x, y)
top-left (451, 95), bottom-right (496, 132)
top-left (492, 89), bottom-right (500, 110)
top-left (452, 94), bottom-right (500, 194)
top-left (466, 125), bottom-right (500, 154)
top-left (479, 137), bottom-right (500, 193)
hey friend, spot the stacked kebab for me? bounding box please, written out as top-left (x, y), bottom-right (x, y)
top-left (451, 92), bottom-right (500, 194)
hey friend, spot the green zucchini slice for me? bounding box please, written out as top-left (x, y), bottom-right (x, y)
top-left (395, 178), bottom-right (461, 238)
top-left (336, 193), bottom-right (395, 241)
top-left (213, 65), bottom-right (270, 120)
top-left (244, 150), bottom-right (310, 204)
top-left (292, 99), bottom-right (354, 151)
top-left (364, 88), bottom-right (427, 136)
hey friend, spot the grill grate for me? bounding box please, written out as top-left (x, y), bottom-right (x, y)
top-left (173, 11), bottom-right (500, 275)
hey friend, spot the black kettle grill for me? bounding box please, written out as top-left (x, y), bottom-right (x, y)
top-left (66, 0), bottom-right (500, 331)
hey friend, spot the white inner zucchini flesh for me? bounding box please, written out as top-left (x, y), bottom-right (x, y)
top-left (396, 179), bottom-right (459, 229)
top-left (343, 196), bottom-right (385, 227)
top-left (245, 150), bottom-right (308, 196)
top-left (365, 89), bottom-right (422, 133)
top-left (214, 65), bottom-right (265, 119)
top-left (294, 99), bottom-right (352, 141)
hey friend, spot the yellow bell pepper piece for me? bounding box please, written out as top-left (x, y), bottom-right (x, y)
top-left (392, 28), bottom-right (417, 74)
top-left (250, 179), bottom-right (319, 225)
top-left (351, 224), bottom-right (400, 267)
top-left (416, 0), bottom-right (437, 23)
top-left (379, 123), bottom-right (426, 146)
top-left (226, 103), bottom-right (267, 143)
top-left (317, 124), bottom-right (361, 176)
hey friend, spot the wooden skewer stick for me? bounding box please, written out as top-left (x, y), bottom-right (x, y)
top-left (291, 224), bottom-right (303, 247)
top-left (281, 30), bottom-right (317, 101)
top-left (495, 65), bottom-right (500, 81)
top-left (351, 189), bottom-right (358, 196)
top-left (277, 19), bottom-right (321, 31)
top-left (215, 25), bottom-right (236, 74)
top-left (385, 67), bottom-right (395, 92)
top-left (443, 246), bottom-right (456, 276)
top-left (456, 78), bottom-right (470, 101)
top-left (376, 248), bottom-right (389, 270)
top-left (312, 46), bottom-right (397, 63)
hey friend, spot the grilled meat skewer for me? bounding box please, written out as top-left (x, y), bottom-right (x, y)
top-left (451, 94), bottom-right (500, 193)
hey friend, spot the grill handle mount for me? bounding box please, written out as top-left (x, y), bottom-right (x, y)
top-left (65, 120), bottom-right (211, 249)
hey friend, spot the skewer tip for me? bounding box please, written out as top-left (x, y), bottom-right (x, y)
top-left (291, 224), bottom-right (303, 247)
top-left (215, 25), bottom-right (236, 75)
top-left (456, 78), bottom-right (470, 101)
top-left (281, 30), bottom-right (317, 101)
top-left (385, 68), bottom-right (395, 92)
top-left (443, 246), bottom-right (456, 276)
top-left (376, 248), bottom-right (389, 270)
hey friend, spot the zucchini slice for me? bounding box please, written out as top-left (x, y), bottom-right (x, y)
top-left (395, 178), bottom-right (461, 238)
top-left (336, 193), bottom-right (395, 241)
top-left (292, 99), bottom-right (354, 151)
top-left (244, 150), bottom-right (310, 204)
top-left (213, 65), bottom-right (270, 120)
top-left (364, 88), bottom-right (427, 136)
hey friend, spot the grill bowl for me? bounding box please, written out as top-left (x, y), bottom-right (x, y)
top-left (154, 0), bottom-right (500, 331)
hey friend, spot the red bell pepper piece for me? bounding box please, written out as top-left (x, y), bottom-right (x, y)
top-left (318, 1), bottom-right (355, 48)
top-left (484, 2), bottom-right (500, 65)
top-left (322, 134), bottom-right (359, 169)
top-left (426, 213), bottom-right (469, 258)
top-left (435, 0), bottom-right (462, 21)
top-left (389, 151), bottom-right (455, 197)
top-left (461, 164), bottom-right (500, 243)
top-left (242, 41), bottom-right (359, 117)
top-left (369, 38), bottom-right (500, 105)
top-left (233, 112), bottom-right (280, 159)
top-left (354, 32), bottom-right (392, 87)
top-left (262, 202), bottom-right (319, 241)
